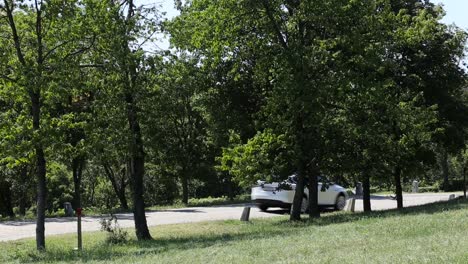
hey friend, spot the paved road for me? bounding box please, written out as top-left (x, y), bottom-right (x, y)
top-left (351, 192), bottom-right (461, 212)
top-left (0, 193), bottom-right (460, 242)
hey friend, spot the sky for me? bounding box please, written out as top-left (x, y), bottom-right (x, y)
top-left (439, 0), bottom-right (468, 30)
top-left (138, 0), bottom-right (468, 50)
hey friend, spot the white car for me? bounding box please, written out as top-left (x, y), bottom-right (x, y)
top-left (251, 175), bottom-right (348, 212)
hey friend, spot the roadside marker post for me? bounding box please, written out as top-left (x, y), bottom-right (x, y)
top-left (240, 207), bottom-right (251, 221)
top-left (346, 198), bottom-right (356, 213)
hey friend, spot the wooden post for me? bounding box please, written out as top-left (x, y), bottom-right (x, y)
top-left (346, 198), bottom-right (356, 213)
top-left (240, 207), bottom-right (251, 221)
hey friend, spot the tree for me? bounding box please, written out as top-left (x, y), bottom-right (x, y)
top-left (379, 0), bottom-right (467, 207)
top-left (0, 0), bottom-right (95, 250)
top-left (144, 55), bottom-right (212, 205)
top-left (170, 0), bottom-right (379, 220)
top-left (87, 0), bottom-right (159, 240)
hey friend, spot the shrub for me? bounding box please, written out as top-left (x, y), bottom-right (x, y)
top-left (100, 215), bottom-right (128, 244)
top-left (441, 179), bottom-right (467, 192)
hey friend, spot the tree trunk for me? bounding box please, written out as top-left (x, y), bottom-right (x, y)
top-left (463, 162), bottom-right (466, 199)
top-left (117, 0), bottom-right (150, 241)
top-left (394, 166), bottom-right (403, 209)
top-left (72, 157), bottom-right (85, 210)
top-left (118, 176), bottom-right (129, 210)
top-left (363, 171), bottom-right (371, 212)
top-left (35, 147), bottom-right (47, 250)
top-left (19, 196), bottom-right (27, 216)
top-left (103, 164), bottom-right (129, 210)
top-left (181, 172), bottom-right (189, 205)
top-left (290, 168), bottom-right (305, 221)
top-left (32, 92), bottom-right (47, 251)
top-left (441, 147), bottom-right (450, 192)
top-left (4, 0), bottom-right (46, 250)
top-left (18, 166), bottom-right (29, 216)
top-left (0, 180), bottom-right (14, 217)
top-left (126, 92), bottom-right (152, 240)
top-left (308, 166), bottom-right (320, 218)
top-left (225, 173), bottom-right (234, 201)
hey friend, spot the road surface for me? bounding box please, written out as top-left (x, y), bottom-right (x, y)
top-left (0, 193), bottom-right (460, 242)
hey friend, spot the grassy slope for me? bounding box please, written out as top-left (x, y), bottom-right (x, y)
top-left (2, 199), bottom-right (468, 264)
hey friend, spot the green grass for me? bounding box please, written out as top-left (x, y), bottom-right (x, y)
top-left (2, 199), bottom-right (468, 263)
top-left (146, 194), bottom-right (251, 211)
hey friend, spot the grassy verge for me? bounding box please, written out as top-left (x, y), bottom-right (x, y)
top-left (2, 198), bottom-right (468, 263)
top-left (146, 194), bottom-right (251, 211)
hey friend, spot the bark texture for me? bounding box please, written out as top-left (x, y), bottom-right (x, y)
top-left (363, 171), bottom-right (371, 212)
top-left (394, 167), bottom-right (403, 209)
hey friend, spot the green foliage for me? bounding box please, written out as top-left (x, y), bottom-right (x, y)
top-left (218, 130), bottom-right (293, 187)
top-left (46, 163), bottom-right (73, 212)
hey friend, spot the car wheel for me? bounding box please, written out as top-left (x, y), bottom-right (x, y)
top-left (301, 197), bottom-right (309, 214)
top-left (335, 194), bottom-right (346, 211)
top-left (258, 204), bottom-right (268, 212)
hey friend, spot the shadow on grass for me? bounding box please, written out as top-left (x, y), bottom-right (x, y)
top-left (8, 198), bottom-right (468, 263)
top-left (9, 230), bottom-right (295, 263)
top-left (274, 197), bottom-right (468, 227)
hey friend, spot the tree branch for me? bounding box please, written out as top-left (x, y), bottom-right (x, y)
top-left (61, 35), bottom-right (97, 62)
top-left (0, 73), bottom-right (17, 82)
top-left (4, 0), bottom-right (26, 66)
top-left (261, 0), bottom-right (288, 50)
top-left (35, 0), bottom-right (43, 65)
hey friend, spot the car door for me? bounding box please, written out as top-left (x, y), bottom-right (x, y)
top-left (318, 178), bottom-right (336, 205)
top-left (305, 177), bottom-right (335, 205)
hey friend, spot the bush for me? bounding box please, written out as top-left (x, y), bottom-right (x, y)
top-left (441, 179), bottom-right (467, 192)
top-left (187, 194), bottom-right (250, 207)
top-left (100, 215), bottom-right (128, 244)
top-left (25, 206), bottom-right (36, 219)
top-left (418, 186), bottom-right (439, 193)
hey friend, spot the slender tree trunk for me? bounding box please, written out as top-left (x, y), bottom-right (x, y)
top-left (225, 173), bottom-right (234, 201)
top-left (18, 166), bottom-right (29, 216)
top-left (291, 108), bottom-right (309, 220)
top-left (308, 166), bottom-right (320, 218)
top-left (19, 196), bottom-right (27, 216)
top-left (114, 0), bottom-right (150, 240)
top-left (441, 147), bottom-right (450, 192)
top-left (290, 167), bottom-right (305, 221)
top-left (103, 164), bottom-right (129, 210)
top-left (463, 162), bottom-right (466, 199)
top-left (72, 157), bottom-right (85, 210)
top-left (4, 0), bottom-right (46, 249)
top-left (0, 180), bottom-right (14, 217)
top-left (126, 92), bottom-right (152, 240)
top-left (119, 176), bottom-right (129, 210)
top-left (32, 92), bottom-right (47, 251)
top-left (5, 182), bottom-right (14, 217)
top-left (117, 191), bottom-right (129, 210)
top-left (35, 148), bottom-right (47, 250)
top-left (394, 166), bottom-right (403, 209)
top-left (181, 172), bottom-right (189, 205)
top-left (363, 171), bottom-right (371, 212)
